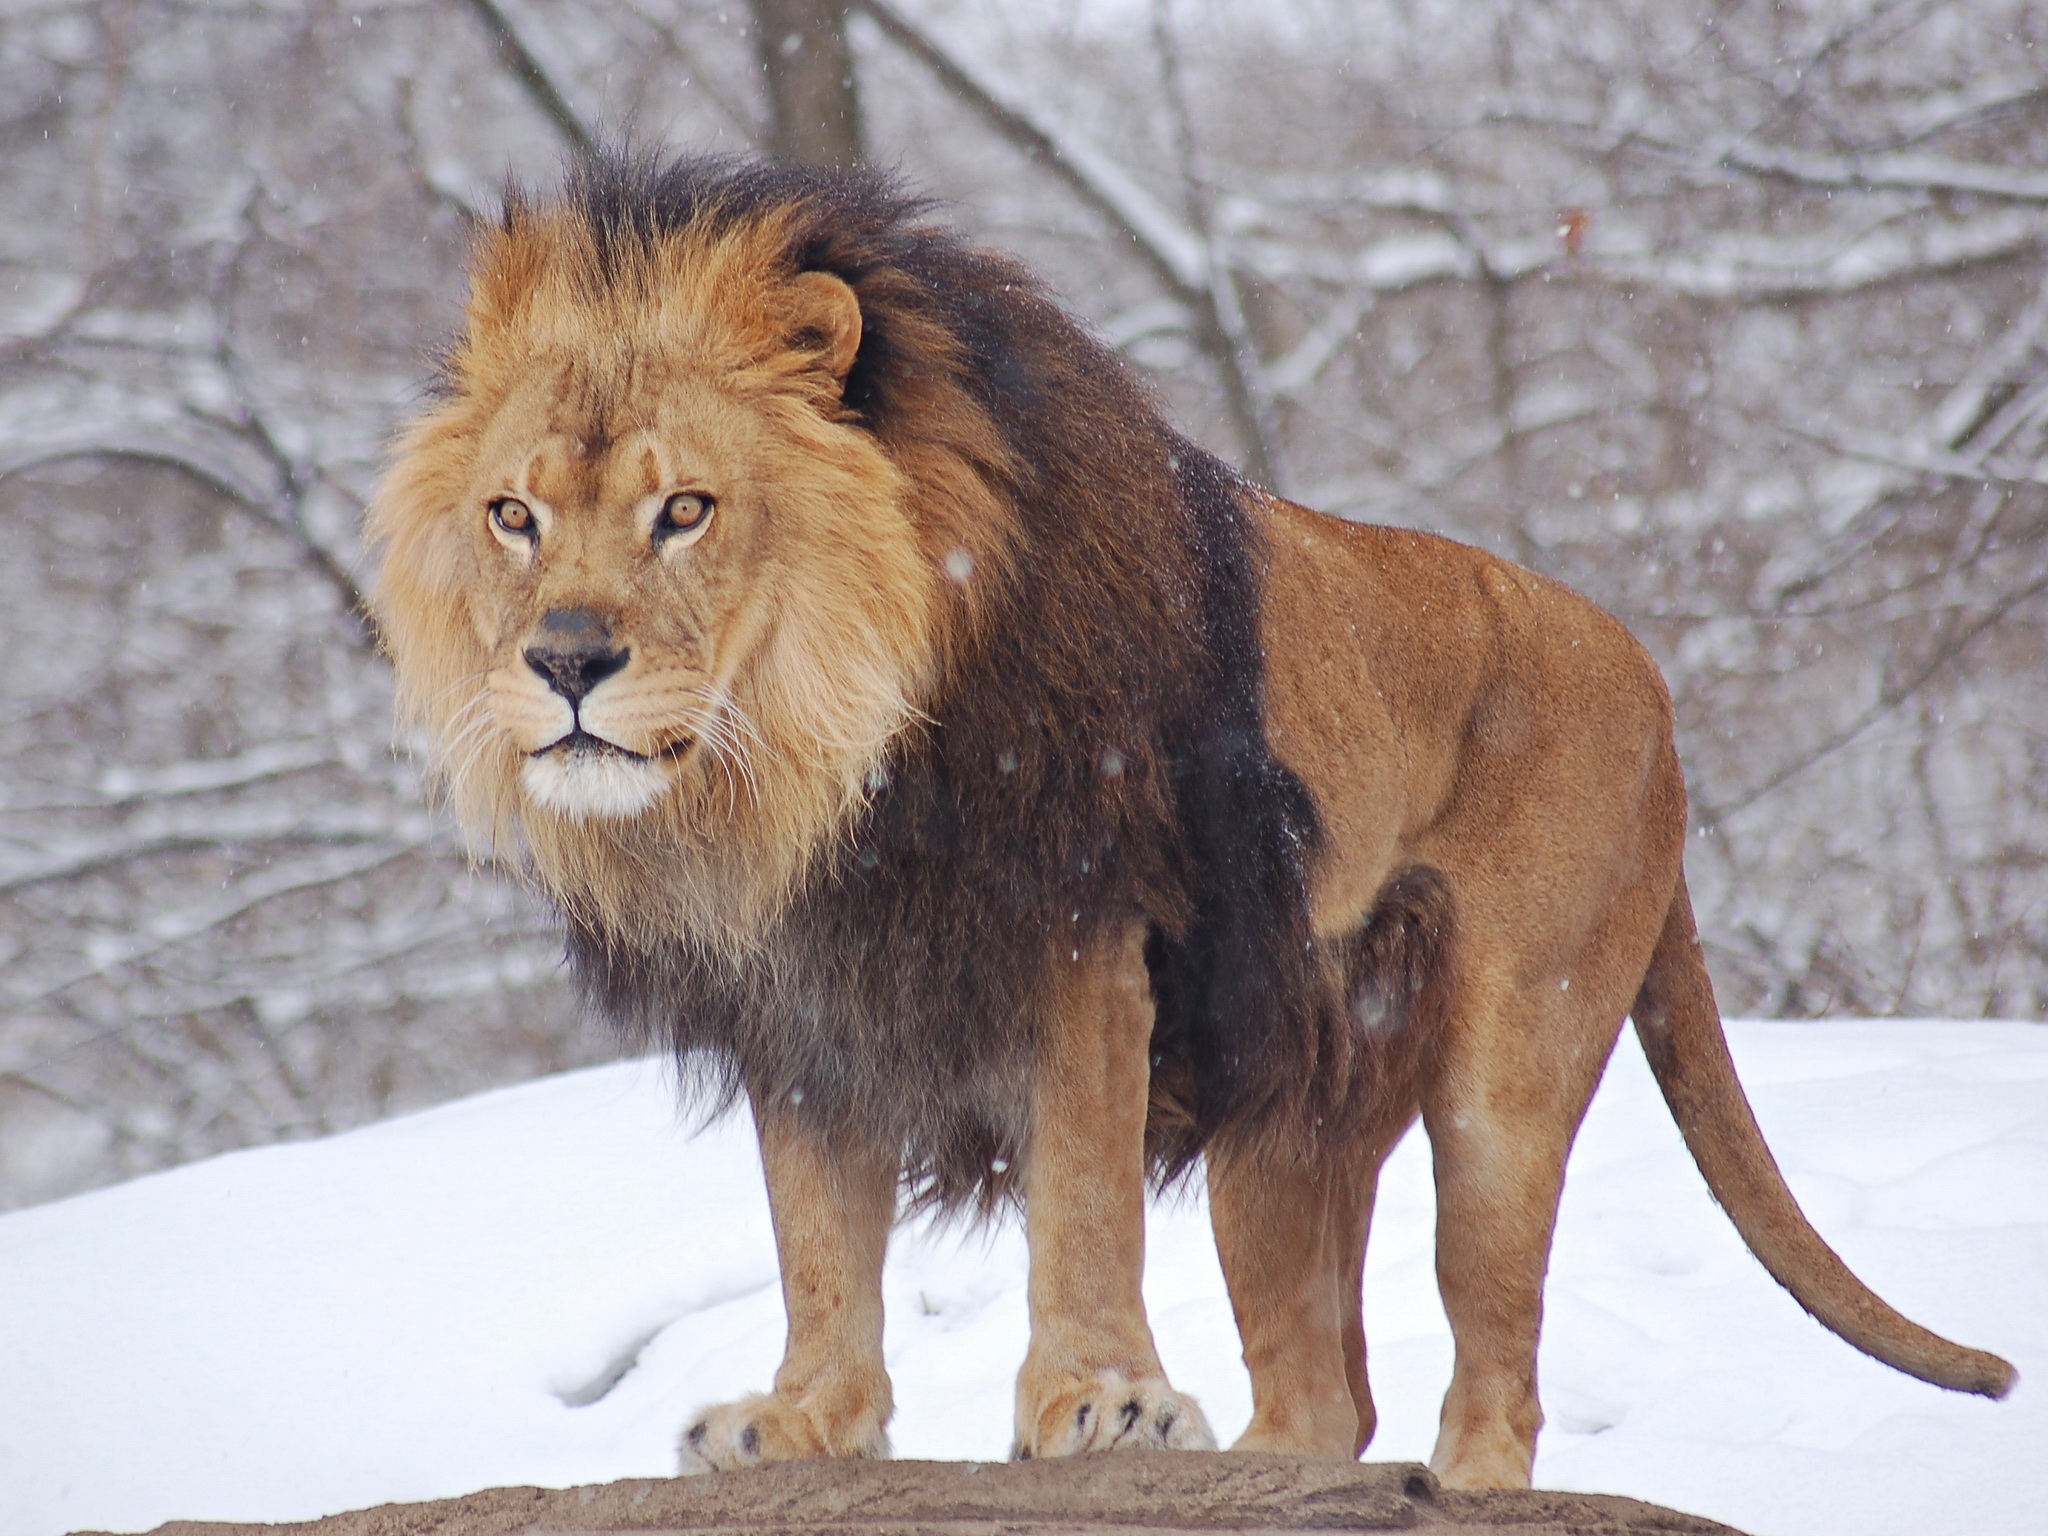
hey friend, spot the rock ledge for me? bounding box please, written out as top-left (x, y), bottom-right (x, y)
top-left (91, 1453), bottom-right (1748, 1536)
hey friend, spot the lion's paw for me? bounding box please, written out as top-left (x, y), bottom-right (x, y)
top-left (1013, 1369), bottom-right (1216, 1459)
top-left (677, 1392), bottom-right (889, 1474)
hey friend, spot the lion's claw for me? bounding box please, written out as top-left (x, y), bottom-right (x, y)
top-left (1014, 1369), bottom-right (1215, 1459)
top-left (677, 1391), bottom-right (889, 1473)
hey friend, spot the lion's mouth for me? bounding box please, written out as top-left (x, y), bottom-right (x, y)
top-left (533, 728), bottom-right (644, 761)
top-left (532, 729), bottom-right (694, 762)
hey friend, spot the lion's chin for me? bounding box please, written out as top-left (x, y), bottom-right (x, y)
top-left (520, 740), bottom-right (672, 821)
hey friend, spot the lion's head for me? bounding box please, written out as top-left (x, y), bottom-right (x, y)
top-left (367, 165), bottom-right (1012, 950)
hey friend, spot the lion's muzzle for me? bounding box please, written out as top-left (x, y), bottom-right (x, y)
top-left (507, 607), bottom-right (677, 819)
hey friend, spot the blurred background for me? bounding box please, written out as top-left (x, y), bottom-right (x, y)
top-left (1, 0), bottom-right (2044, 1211)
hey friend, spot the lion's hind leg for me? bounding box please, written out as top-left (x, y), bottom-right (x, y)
top-left (1209, 1141), bottom-right (1393, 1458)
top-left (1204, 872), bottom-right (1449, 1458)
top-left (1209, 865), bottom-right (1446, 1459)
top-left (677, 1107), bottom-right (896, 1472)
top-left (1420, 886), bottom-right (1667, 1490)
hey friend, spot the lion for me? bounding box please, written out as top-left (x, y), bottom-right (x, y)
top-left (366, 152), bottom-right (2013, 1490)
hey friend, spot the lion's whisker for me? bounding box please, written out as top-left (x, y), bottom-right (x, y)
top-left (695, 703), bottom-right (760, 808)
top-left (436, 699), bottom-right (500, 776)
top-left (710, 688), bottom-right (769, 753)
top-left (680, 690), bottom-right (755, 799)
top-left (713, 694), bottom-right (767, 774)
top-left (422, 666), bottom-right (494, 709)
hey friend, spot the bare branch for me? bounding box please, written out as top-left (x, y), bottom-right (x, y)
top-left (458, 0), bottom-right (598, 156)
top-left (6, 842), bottom-right (439, 1018)
top-left (849, 0), bottom-right (1279, 484)
top-left (1713, 145), bottom-right (2048, 207)
top-left (1496, 101), bottom-right (2048, 206)
top-left (604, 0), bottom-right (765, 144)
top-left (1698, 569), bottom-right (2048, 825)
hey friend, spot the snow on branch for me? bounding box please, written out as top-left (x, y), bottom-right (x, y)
top-left (8, 841), bottom-right (440, 1016)
top-left (1497, 101), bottom-right (2048, 207)
top-left (1786, 426), bottom-right (2048, 492)
top-left (1712, 145), bottom-right (2048, 207)
top-left (92, 743), bottom-right (344, 804)
top-left (1592, 209), bottom-right (2048, 301)
top-left (0, 801), bottom-right (437, 898)
top-left (0, 343), bottom-right (376, 643)
top-left (1238, 207), bottom-right (2047, 306)
top-left (0, 380), bottom-right (283, 512)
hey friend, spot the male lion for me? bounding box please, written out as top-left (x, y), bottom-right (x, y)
top-left (367, 154), bottom-right (2013, 1489)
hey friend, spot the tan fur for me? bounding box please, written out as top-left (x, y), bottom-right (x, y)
top-left (1013, 927), bottom-right (1216, 1458)
top-left (369, 206), bottom-right (992, 951)
top-left (681, 1109), bottom-right (896, 1471)
top-left (1210, 499), bottom-right (2010, 1485)
top-left (370, 180), bottom-right (2011, 1494)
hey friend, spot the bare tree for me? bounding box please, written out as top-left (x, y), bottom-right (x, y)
top-left (0, 0), bottom-right (617, 1208)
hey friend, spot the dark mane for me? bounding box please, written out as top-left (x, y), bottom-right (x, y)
top-left (558, 151), bottom-right (1343, 1211)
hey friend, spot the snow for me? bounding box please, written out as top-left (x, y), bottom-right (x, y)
top-left (2, 1020), bottom-right (2041, 1536)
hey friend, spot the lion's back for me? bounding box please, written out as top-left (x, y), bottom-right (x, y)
top-left (1255, 497), bottom-right (1682, 936)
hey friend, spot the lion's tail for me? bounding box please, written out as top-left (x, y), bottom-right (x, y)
top-left (1632, 877), bottom-right (2015, 1398)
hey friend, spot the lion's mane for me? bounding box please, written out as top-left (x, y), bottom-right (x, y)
top-left (377, 154), bottom-right (1350, 1210)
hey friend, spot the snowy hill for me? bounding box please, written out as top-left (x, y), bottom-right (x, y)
top-left (1, 1020), bottom-right (2041, 1536)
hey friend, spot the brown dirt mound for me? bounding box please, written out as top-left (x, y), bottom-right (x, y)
top-left (89, 1452), bottom-right (1748, 1536)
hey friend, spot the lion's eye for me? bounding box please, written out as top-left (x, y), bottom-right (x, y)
top-left (654, 492), bottom-right (715, 544)
top-left (489, 497), bottom-right (537, 539)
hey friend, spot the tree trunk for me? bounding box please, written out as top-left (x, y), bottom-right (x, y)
top-left (751, 0), bottom-right (864, 166)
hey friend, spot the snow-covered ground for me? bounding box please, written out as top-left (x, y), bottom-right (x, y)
top-left (2, 1020), bottom-right (2041, 1536)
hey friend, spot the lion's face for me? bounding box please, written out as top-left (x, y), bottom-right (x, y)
top-left (369, 217), bottom-right (949, 943)
top-left (466, 366), bottom-right (856, 824)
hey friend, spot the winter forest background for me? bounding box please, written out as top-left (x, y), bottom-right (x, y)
top-left (1, 0), bottom-right (2044, 1211)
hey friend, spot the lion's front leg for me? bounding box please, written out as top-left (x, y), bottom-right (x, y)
top-left (678, 1104), bottom-right (896, 1472)
top-left (1012, 927), bottom-right (1215, 1459)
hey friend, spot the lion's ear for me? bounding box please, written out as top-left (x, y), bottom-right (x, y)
top-left (787, 270), bottom-right (864, 385)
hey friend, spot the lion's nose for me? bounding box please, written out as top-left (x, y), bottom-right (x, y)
top-left (523, 608), bottom-right (629, 705)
